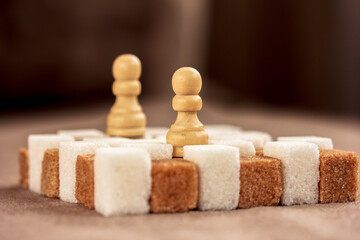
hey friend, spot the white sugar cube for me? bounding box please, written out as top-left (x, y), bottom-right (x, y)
top-left (277, 136), bottom-right (333, 150)
top-left (131, 139), bottom-right (165, 144)
top-left (83, 137), bottom-right (132, 147)
top-left (264, 141), bottom-right (320, 205)
top-left (207, 131), bottom-right (242, 139)
top-left (28, 134), bottom-right (74, 193)
top-left (94, 148), bottom-right (151, 216)
top-left (183, 145), bottom-right (240, 211)
top-left (209, 139), bottom-right (255, 157)
top-left (205, 124), bottom-right (242, 133)
top-left (59, 141), bottom-right (109, 203)
top-left (235, 134), bottom-right (266, 150)
top-left (205, 125), bottom-right (242, 139)
top-left (58, 129), bottom-right (105, 140)
top-left (154, 134), bottom-right (166, 143)
top-left (112, 142), bottom-right (172, 160)
top-left (146, 127), bottom-right (168, 138)
top-left (242, 131), bottom-right (272, 143)
top-left (207, 131), bottom-right (243, 141)
top-left (208, 131), bottom-right (264, 150)
top-left (138, 133), bottom-right (153, 139)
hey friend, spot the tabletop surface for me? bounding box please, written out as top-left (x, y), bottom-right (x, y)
top-left (1, 99), bottom-right (359, 240)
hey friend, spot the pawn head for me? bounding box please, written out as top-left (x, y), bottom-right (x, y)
top-left (112, 54), bottom-right (141, 81)
top-left (172, 67), bottom-right (202, 95)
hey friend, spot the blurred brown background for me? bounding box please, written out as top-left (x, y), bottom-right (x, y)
top-left (0, 0), bottom-right (359, 116)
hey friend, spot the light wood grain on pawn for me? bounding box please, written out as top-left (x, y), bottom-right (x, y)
top-left (107, 54), bottom-right (146, 137)
top-left (166, 67), bottom-right (208, 157)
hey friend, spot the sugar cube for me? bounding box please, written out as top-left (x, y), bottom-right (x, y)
top-left (150, 159), bottom-right (198, 213)
top-left (59, 141), bottom-right (109, 203)
top-left (83, 137), bottom-right (131, 147)
top-left (57, 129), bottom-right (104, 141)
top-left (209, 139), bottom-right (255, 157)
top-left (209, 133), bottom-right (264, 150)
top-left (278, 136), bottom-right (333, 150)
top-left (204, 124), bottom-right (242, 133)
top-left (319, 149), bottom-right (358, 203)
top-left (94, 148), bottom-right (151, 216)
top-left (28, 134), bottom-right (74, 193)
top-left (264, 141), bottom-right (320, 205)
top-left (76, 154), bottom-right (95, 208)
top-left (242, 131), bottom-right (272, 143)
top-left (146, 127), bottom-right (168, 138)
top-left (112, 142), bottom-right (172, 160)
top-left (239, 155), bottom-right (282, 208)
top-left (235, 134), bottom-right (265, 150)
top-left (41, 148), bottom-right (60, 198)
top-left (183, 145), bottom-right (240, 211)
top-left (18, 148), bottom-right (29, 189)
top-left (154, 134), bottom-right (166, 143)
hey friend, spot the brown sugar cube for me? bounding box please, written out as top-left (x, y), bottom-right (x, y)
top-left (41, 148), bottom-right (60, 198)
top-left (150, 159), bottom-right (198, 213)
top-left (75, 154), bottom-right (95, 209)
top-left (319, 149), bottom-right (359, 203)
top-left (19, 148), bottom-right (29, 189)
top-left (239, 155), bottom-right (282, 208)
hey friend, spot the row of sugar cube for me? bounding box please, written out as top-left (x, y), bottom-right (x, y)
top-left (24, 126), bottom-right (358, 217)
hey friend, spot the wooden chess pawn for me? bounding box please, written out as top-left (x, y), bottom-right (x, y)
top-left (106, 54), bottom-right (146, 137)
top-left (166, 67), bottom-right (208, 157)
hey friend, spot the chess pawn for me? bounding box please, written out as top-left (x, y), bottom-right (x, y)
top-left (166, 67), bottom-right (208, 157)
top-left (106, 54), bottom-right (146, 137)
